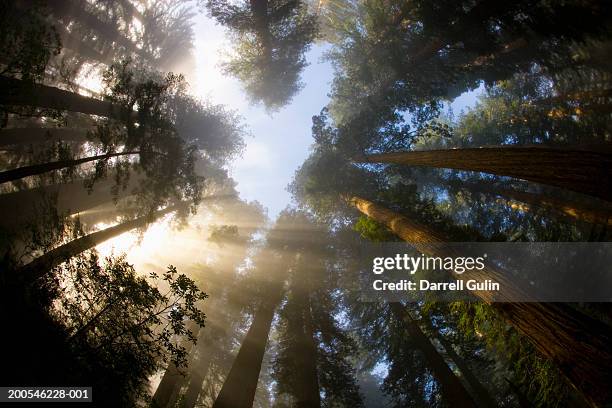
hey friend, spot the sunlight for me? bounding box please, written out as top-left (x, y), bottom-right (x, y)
top-left (93, 207), bottom-right (255, 279)
top-left (75, 63), bottom-right (104, 96)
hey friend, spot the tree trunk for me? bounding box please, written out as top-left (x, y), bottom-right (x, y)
top-left (388, 303), bottom-right (476, 407)
top-left (423, 319), bottom-right (498, 408)
top-left (180, 351), bottom-right (213, 408)
top-left (0, 177), bottom-right (138, 230)
top-left (358, 146), bottom-right (612, 202)
top-left (0, 151), bottom-right (138, 185)
top-left (348, 195), bottom-right (612, 408)
top-left (452, 179), bottom-right (612, 226)
top-left (295, 287), bottom-right (321, 408)
top-left (16, 203), bottom-right (182, 284)
top-left (0, 128), bottom-right (89, 147)
top-left (212, 281), bottom-right (284, 408)
top-left (0, 76), bottom-right (136, 120)
top-left (152, 363), bottom-right (185, 408)
top-left (153, 323), bottom-right (204, 408)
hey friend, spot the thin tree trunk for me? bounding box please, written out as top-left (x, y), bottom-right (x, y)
top-left (299, 293), bottom-right (321, 408)
top-left (0, 151), bottom-right (138, 185)
top-left (0, 76), bottom-right (136, 120)
top-left (16, 203), bottom-right (182, 284)
top-left (358, 146), bottom-right (612, 201)
top-left (0, 177), bottom-right (137, 229)
top-left (348, 195), bottom-right (612, 408)
top-left (422, 319), bottom-right (497, 408)
top-left (0, 128), bottom-right (89, 147)
top-left (544, 88), bottom-right (612, 104)
top-left (388, 303), bottom-right (476, 407)
top-left (212, 281), bottom-right (284, 408)
top-left (153, 323), bottom-right (204, 408)
top-left (180, 351), bottom-right (214, 408)
top-left (453, 179), bottom-right (612, 226)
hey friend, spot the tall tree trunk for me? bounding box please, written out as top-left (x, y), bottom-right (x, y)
top-left (212, 281), bottom-right (284, 408)
top-left (180, 350), bottom-right (214, 408)
top-left (388, 303), bottom-right (476, 407)
top-left (451, 179), bottom-right (612, 226)
top-left (295, 285), bottom-right (321, 408)
top-left (0, 128), bottom-right (89, 147)
top-left (152, 363), bottom-right (183, 408)
top-left (358, 146), bottom-right (612, 201)
top-left (0, 76), bottom-right (135, 120)
top-left (543, 88), bottom-right (612, 105)
top-left (16, 203), bottom-right (182, 284)
top-left (0, 151), bottom-right (138, 185)
top-left (421, 318), bottom-right (497, 408)
top-left (348, 195), bottom-right (612, 408)
top-left (153, 323), bottom-right (204, 408)
top-left (0, 177), bottom-right (137, 230)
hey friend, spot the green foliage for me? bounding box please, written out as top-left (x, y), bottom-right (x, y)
top-left (450, 302), bottom-right (569, 407)
top-left (203, 0), bottom-right (319, 110)
top-left (271, 212), bottom-right (363, 407)
top-left (353, 216), bottom-right (396, 242)
top-left (0, 1), bottom-right (61, 83)
top-left (208, 224), bottom-right (247, 246)
top-left (52, 252), bottom-right (207, 405)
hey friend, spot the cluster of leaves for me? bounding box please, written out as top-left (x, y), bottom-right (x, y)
top-left (450, 302), bottom-right (569, 407)
top-left (51, 252), bottom-right (207, 405)
top-left (0, 1), bottom-right (61, 83)
top-left (202, 0), bottom-right (319, 110)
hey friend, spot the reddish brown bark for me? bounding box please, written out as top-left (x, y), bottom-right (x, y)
top-left (348, 195), bottom-right (612, 407)
top-left (359, 146), bottom-right (612, 202)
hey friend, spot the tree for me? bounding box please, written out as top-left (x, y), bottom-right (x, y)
top-left (346, 195), bottom-right (612, 407)
top-left (0, 76), bottom-right (132, 119)
top-left (44, 0), bottom-right (153, 62)
top-left (0, 128), bottom-right (89, 147)
top-left (202, 0), bottom-right (318, 110)
top-left (357, 146), bottom-right (612, 202)
top-left (35, 252), bottom-right (205, 406)
top-left (387, 302), bottom-right (476, 407)
top-left (324, 0), bottom-right (612, 129)
top-left (446, 178), bottom-right (612, 227)
top-left (0, 1), bottom-right (61, 83)
top-left (152, 197), bottom-right (268, 408)
top-left (271, 215), bottom-right (362, 407)
top-left (212, 246), bottom-right (287, 408)
top-left (15, 201), bottom-right (188, 285)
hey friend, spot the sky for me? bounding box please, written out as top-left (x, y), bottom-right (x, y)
top-left (193, 16), bottom-right (334, 218)
top-left (192, 14), bottom-right (482, 219)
